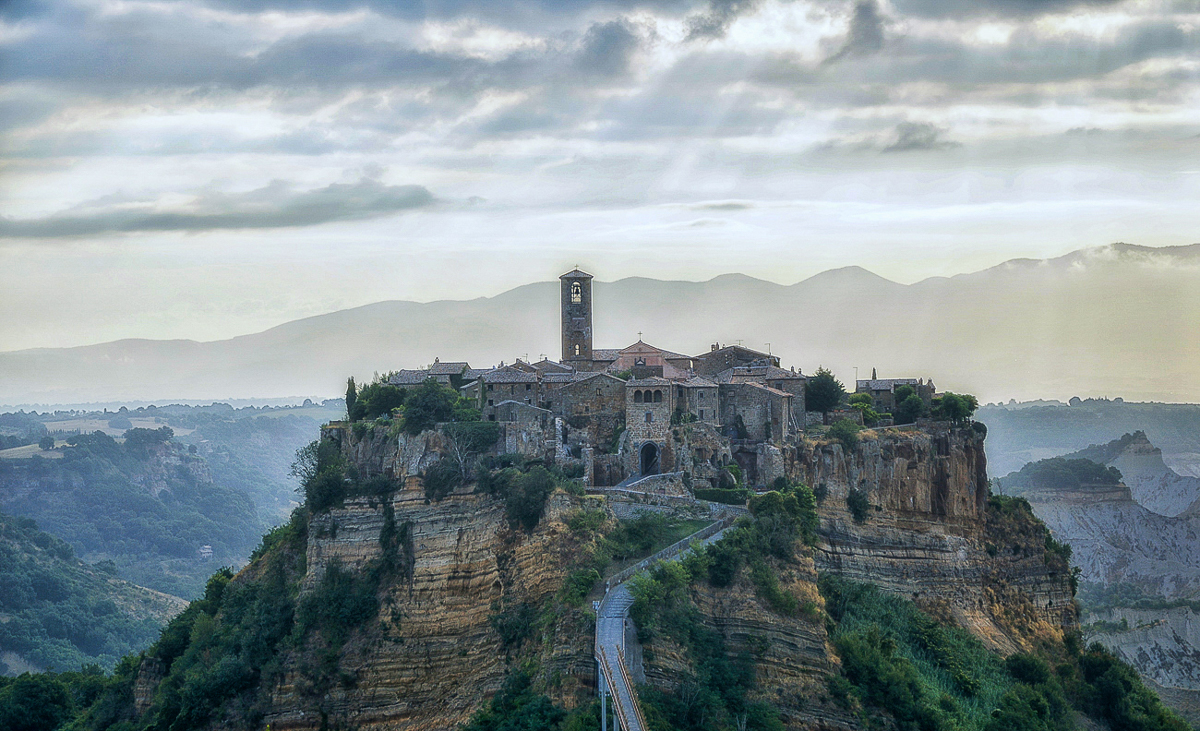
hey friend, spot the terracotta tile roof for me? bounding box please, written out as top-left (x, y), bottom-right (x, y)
top-left (481, 367), bottom-right (540, 384)
top-left (681, 376), bottom-right (718, 388)
top-left (591, 349), bottom-right (621, 361)
top-left (428, 361), bottom-right (470, 375)
top-left (738, 381), bottom-right (792, 397)
top-left (626, 377), bottom-right (673, 387)
top-left (388, 370), bottom-right (432, 385)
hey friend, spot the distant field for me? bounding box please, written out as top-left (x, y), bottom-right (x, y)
top-left (0, 443), bottom-right (64, 459)
top-left (41, 417), bottom-right (194, 437)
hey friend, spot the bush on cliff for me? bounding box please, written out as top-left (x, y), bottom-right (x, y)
top-left (291, 438), bottom-right (348, 512)
top-left (476, 463), bottom-right (559, 532)
top-left (829, 418), bottom-right (860, 449)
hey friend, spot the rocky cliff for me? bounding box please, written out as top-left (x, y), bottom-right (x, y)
top-left (1064, 431), bottom-right (1200, 517)
top-left (119, 421), bottom-right (1079, 731)
top-left (788, 426), bottom-right (1076, 654)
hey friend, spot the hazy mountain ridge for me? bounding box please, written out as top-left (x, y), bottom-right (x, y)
top-left (3, 242), bottom-right (1199, 405)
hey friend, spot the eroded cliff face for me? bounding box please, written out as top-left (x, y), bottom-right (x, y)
top-left (261, 478), bottom-right (597, 731)
top-left (180, 422), bottom-right (1077, 731)
top-left (786, 426), bottom-right (1076, 654)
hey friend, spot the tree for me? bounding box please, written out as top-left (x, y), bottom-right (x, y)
top-left (848, 394), bottom-right (880, 426)
top-left (805, 367), bottom-right (845, 414)
top-left (345, 377), bottom-right (357, 420)
top-left (894, 394), bottom-right (925, 425)
top-left (932, 392), bottom-right (978, 423)
top-left (403, 379), bottom-right (461, 435)
top-left (0, 673), bottom-right (74, 731)
top-left (38, 436), bottom-right (55, 451)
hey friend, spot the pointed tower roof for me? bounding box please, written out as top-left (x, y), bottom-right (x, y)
top-left (560, 268), bottom-right (593, 279)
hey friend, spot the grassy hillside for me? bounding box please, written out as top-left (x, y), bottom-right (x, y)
top-left (0, 511), bottom-right (185, 674)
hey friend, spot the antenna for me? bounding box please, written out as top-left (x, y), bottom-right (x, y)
top-left (765, 342), bottom-right (771, 355)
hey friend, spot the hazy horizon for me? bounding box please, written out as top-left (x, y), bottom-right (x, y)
top-left (4, 0), bottom-right (1200, 353)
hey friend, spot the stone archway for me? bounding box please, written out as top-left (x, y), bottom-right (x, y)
top-left (640, 442), bottom-right (660, 476)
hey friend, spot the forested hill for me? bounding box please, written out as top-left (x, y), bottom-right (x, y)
top-left (0, 429), bottom-right (263, 598)
top-left (0, 511), bottom-right (186, 674)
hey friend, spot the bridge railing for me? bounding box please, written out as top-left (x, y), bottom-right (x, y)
top-left (605, 514), bottom-right (737, 590)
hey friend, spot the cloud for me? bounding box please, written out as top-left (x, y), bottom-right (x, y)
top-left (684, 0), bottom-right (761, 41)
top-left (882, 121), bottom-right (958, 152)
top-left (825, 0), bottom-right (886, 63)
top-left (890, 0), bottom-right (1123, 19)
top-left (0, 177), bottom-right (435, 238)
top-left (575, 20), bottom-right (643, 77)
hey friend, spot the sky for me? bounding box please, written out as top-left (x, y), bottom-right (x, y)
top-left (2, 0), bottom-right (1198, 352)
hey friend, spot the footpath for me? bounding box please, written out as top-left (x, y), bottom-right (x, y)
top-left (592, 513), bottom-right (738, 731)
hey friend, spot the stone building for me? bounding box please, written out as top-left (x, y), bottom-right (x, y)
top-left (461, 365), bottom-right (542, 420)
top-left (426, 267), bottom-right (945, 487)
top-left (561, 269), bottom-right (594, 367)
top-left (693, 344), bottom-right (779, 376)
top-left (624, 377), bottom-right (675, 475)
top-left (855, 369), bottom-right (936, 412)
top-left (718, 382), bottom-right (793, 442)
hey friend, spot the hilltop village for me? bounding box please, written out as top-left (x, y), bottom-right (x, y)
top-left (380, 268), bottom-right (938, 489)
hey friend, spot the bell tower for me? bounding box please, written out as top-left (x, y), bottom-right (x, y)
top-left (560, 268), bottom-right (593, 365)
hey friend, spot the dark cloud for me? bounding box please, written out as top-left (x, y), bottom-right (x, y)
top-left (825, 0), bottom-right (885, 63)
top-left (576, 20), bottom-right (643, 77)
top-left (684, 0), bottom-right (762, 41)
top-left (0, 177), bottom-right (435, 238)
top-left (891, 0), bottom-right (1123, 19)
top-left (882, 121), bottom-right (957, 152)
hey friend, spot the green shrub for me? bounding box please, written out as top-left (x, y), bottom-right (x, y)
top-left (694, 487), bottom-right (749, 505)
top-left (846, 488), bottom-right (870, 524)
top-left (422, 458), bottom-right (463, 502)
top-left (558, 569), bottom-right (600, 606)
top-left (291, 439), bottom-right (348, 512)
top-left (506, 466), bottom-right (557, 531)
top-left (296, 561), bottom-right (378, 646)
top-left (829, 419), bottom-right (860, 449)
top-left (566, 509), bottom-right (606, 534)
top-left (489, 603), bottom-right (538, 651)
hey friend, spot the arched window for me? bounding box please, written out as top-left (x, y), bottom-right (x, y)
top-left (634, 390), bottom-right (643, 403)
top-left (653, 390), bottom-right (663, 403)
top-left (571, 282), bottom-right (582, 304)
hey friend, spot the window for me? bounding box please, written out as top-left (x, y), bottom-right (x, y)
top-left (653, 390), bottom-right (663, 403)
top-left (571, 281), bottom-right (582, 303)
top-left (699, 409), bottom-right (705, 419)
top-left (699, 391), bottom-right (705, 400)
top-left (488, 414), bottom-right (495, 421)
top-left (526, 384), bottom-right (532, 391)
top-left (574, 344), bottom-right (580, 356)
top-left (487, 384), bottom-right (493, 391)
top-left (645, 412), bottom-right (653, 423)
top-left (634, 390), bottom-right (643, 403)
top-left (584, 406), bottom-right (590, 414)
top-left (487, 399), bottom-right (494, 406)
top-left (525, 398), bottom-right (531, 404)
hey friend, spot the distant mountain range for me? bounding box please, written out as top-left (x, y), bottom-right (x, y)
top-left (2, 242), bottom-right (1199, 405)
